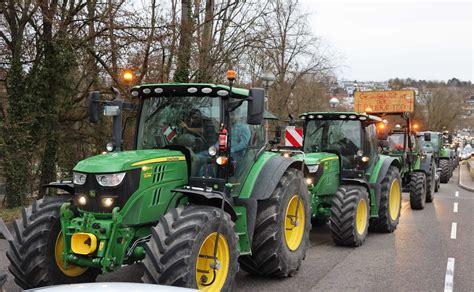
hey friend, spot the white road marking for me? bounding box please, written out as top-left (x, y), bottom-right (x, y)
top-left (450, 223), bottom-right (457, 239)
top-left (453, 202), bottom-right (458, 213)
top-left (444, 257), bottom-right (455, 292)
top-left (455, 191), bottom-right (459, 197)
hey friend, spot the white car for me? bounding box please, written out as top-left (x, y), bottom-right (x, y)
top-left (26, 283), bottom-right (198, 292)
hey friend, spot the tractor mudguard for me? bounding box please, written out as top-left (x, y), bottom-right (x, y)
top-left (419, 153), bottom-right (433, 173)
top-left (250, 155), bottom-right (303, 201)
top-left (173, 187), bottom-right (238, 220)
top-left (373, 157), bottom-right (401, 209)
top-left (342, 178), bottom-right (370, 192)
top-left (42, 181), bottom-right (75, 195)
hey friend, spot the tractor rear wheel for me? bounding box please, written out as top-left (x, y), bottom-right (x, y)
top-left (449, 160), bottom-right (454, 177)
top-left (329, 186), bottom-right (370, 247)
top-left (369, 166), bottom-right (402, 233)
top-left (426, 163), bottom-right (436, 203)
top-left (142, 205), bottom-right (238, 291)
top-left (409, 172), bottom-right (427, 210)
top-left (439, 159), bottom-right (450, 183)
top-left (6, 197), bottom-right (99, 289)
top-left (239, 168), bottom-right (310, 278)
top-left (0, 271), bottom-right (6, 289)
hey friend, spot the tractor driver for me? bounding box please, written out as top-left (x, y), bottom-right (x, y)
top-left (180, 109), bottom-right (204, 137)
top-left (177, 109), bottom-right (214, 152)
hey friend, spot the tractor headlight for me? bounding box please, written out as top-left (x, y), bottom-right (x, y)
top-left (77, 195), bottom-right (87, 206)
top-left (106, 142), bottom-right (115, 152)
top-left (95, 172), bottom-right (126, 187)
top-left (73, 172), bottom-right (87, 185)
top-left (208, 145), bottom-right (217, 157)
top-left (101, 197), bottom-right (115, 208)
top-left (307, 165), bottom-right (319, 173)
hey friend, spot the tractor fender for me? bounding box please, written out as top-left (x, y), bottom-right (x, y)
top-left (342, 178), bottom-right (370, 191)
top-left (42, 181), bottom-right (75, 195)
top-left (250, 155), bottom-right (305, 201)
top-left (173, 188), bottom-right (238, 221)
top-left (419, 153), bottom-right (434, 173)
top-left (372, 157), bottom-right (401, 209)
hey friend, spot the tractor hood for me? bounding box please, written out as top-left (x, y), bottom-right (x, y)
top-left (296, 152), bottom-right (339, 165)
top-left (73, 149), bottom-right (185, 173)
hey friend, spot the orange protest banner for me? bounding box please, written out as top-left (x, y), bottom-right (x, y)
top-left (354, 90), bottom-right (415, 113)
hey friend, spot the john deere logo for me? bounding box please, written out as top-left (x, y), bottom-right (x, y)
top-left (89, 190), bottom-right (96, 198)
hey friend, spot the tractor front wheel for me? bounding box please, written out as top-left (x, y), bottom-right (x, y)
top-left (369, 166), bottom-right (402, 233)
top-left (6, 197), bottom-right (99, 289)
top-left (142, 205), bottom-right (238, 291)
top-left (329, 186), bottom-right (370, 247)
top-left (439, 159), bottom-right (450, 183)
top-left (409, 172), bottom-right (427, 210)
top-left (239, 168), bottom-right (310, 278)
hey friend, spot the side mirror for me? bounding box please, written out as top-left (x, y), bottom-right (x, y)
top-left (247, 88), bottom-right (265, 125)
top-left (424, 132), bottom-right (431, 142)
top-left (88, 91), bottom-right (101, 123)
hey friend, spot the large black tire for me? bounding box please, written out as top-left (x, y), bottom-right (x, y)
top-left (409, 172), bottom-right (426, 210)
top-left (6, 197), bottom-right (100, 289)
top-left (142, 205), bottom-right (239, 291)
top-left (439, 159), bottom-right (450, 183)
top-left (0, 271), bottom-right (6, 289)
top-left (239, 168), bottom-right (310, 277)
top-left (329, 186), bottom-right (370, 247)
top-left (426, 163), bottom-right (436, 203)
top-left (369, 166), bottom-right (402, 233)
top-left (434, 172), bottom-right (440, 192)
top-left (449, 160), bottom-right (454, 177)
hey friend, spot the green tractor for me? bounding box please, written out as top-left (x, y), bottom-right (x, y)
top-left (288, 112), bottom-right (403, 246)
top-left (439, 131), bottom-right (456, 181)
top-left (418, 131), bottom-right (450, 186)
top-left (380, 118), bottom-right (437, 209)
top-left (5, 76), bottom-right (313, 291)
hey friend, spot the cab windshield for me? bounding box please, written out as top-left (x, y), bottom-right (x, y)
top-left (304, 119), bottom-right (361, 168)
top-left (137, 96), bottom-right (220, 153)
top-left (388, 133), bottom-right (405, 151)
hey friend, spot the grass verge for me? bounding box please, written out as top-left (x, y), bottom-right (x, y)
top-left (0, 206), bottom-right (22, 222)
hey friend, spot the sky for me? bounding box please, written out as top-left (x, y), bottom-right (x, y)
top-left (300, 0), bottom-right (474, 82)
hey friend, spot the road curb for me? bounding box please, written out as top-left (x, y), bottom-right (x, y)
top-left (458, 165), bottom-right (474, 192)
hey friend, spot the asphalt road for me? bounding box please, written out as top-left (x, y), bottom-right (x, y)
top-left (1, 168), bottom-right (472, 291)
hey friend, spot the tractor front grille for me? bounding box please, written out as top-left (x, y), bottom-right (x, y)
top-left (74, 169), bottom-right (141, 213)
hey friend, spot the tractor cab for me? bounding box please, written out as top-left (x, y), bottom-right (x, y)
top-left (378, 119), bottom-right (422, 174)
top-left (418, 131), bottom-right (440, 154)
top-left (300, 112), bottom-right (382, 177)
top-left (86, 81), bottom-right (266, 199)
top-left (130, 83), bottom-right (265, 194)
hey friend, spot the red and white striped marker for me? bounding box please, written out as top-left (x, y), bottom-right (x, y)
top-left (163, 126), bottom-right (177, 142)
top-left (285, 126), bottom-right (303, 147)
